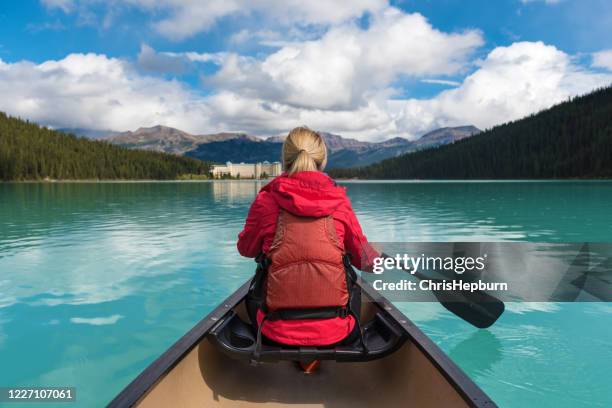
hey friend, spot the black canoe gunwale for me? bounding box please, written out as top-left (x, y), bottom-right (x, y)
top-left (107, 278), bottom-right (497, 408)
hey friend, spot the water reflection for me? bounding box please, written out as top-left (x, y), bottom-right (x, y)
top-left (0, 182), bottom-right (259, 310)
top-left (212, 180), bottom-right (264, 203)
top-left (449, 330), bottom-right (503, 379)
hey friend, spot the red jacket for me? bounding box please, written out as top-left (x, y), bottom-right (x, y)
top-left (237, 171), bottom-right (378, 345)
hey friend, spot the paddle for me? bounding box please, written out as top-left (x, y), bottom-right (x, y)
top-left (380, 253), bottom-right (505, 328)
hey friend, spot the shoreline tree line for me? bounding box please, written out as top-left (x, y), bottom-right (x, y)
top-left (0, 113), bottom-right (212, 181)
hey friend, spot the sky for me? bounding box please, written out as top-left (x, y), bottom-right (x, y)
top-left (0, 0), bottom-right (611, 141)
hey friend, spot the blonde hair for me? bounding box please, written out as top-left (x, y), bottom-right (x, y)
top-left (282, 126), bottom-right (327, 175)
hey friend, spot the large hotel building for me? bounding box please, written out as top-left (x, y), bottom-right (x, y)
top-left (211, 161), bottom-right (282, 179)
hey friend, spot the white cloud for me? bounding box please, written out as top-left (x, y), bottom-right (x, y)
top-left (43, 0), bottom-right (388, 41)
top-left (170, 51), bottom-right (228, 64)
top-left (592, 49), bottom-right (612, 71)
top-left (228, 28), bottom-right (320, 48)
top-left (394, 41), bottom-right (612, 134)
top-left (421, 79), bottom-right (461, 86)
top-left (228, 29), bottom-right (251, 45)
top-left (205, 91), bottom-right (397, 139)
top-left (208, 9), bottom-right (483, 111)
top-left (137, 43), bottom-right (189, 74)
top-left (0, 53), bottom-right (213, 133)
top-left (41, 0), bottom-right (73, 12)
top-left (195, 39), bottom-right (611, 139)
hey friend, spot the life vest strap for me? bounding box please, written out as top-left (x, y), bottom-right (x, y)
top-left (266, 306), bottom-right (349, 321)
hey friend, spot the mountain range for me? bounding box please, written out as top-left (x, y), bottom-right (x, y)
top-left (98, 125), bottom-right (480, 168)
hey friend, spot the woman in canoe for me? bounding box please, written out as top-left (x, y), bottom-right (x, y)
top-left (237, 126), bottom-right (378, 372)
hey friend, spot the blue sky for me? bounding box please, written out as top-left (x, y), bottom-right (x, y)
top-left (0, 0), bottom-right (610, 140)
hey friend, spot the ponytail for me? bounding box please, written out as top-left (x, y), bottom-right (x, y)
top-left (282, 127), bottom-right (327, 175)
top-left (288, 149), bottom-right (318, 174)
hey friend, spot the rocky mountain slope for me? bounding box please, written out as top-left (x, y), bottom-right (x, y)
top-left (106, 126), bottom-right (259, 155)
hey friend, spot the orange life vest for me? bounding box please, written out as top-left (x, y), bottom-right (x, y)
top-left (263, 209), bottom-right (349, 314)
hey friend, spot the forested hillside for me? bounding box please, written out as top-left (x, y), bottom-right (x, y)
top-left (0, 113), bottom-right (211, 180)
top-left (330, 86), bottom-right (612, 179)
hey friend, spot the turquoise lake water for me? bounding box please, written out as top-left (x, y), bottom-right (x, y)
top-left (1, 181), bottom-right (611, 407)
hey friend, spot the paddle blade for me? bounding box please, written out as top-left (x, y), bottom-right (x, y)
top-left (433, 286), bottom-right (505, 329)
